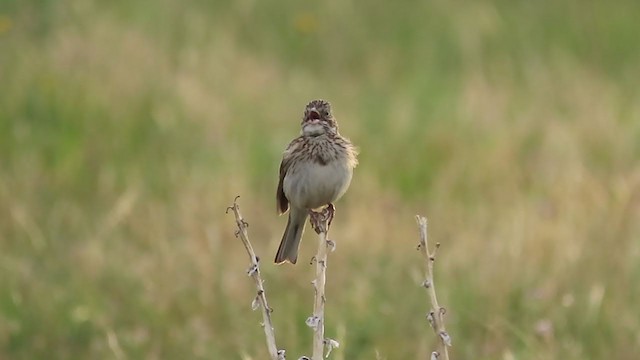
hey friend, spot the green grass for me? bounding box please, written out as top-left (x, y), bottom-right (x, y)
top-left (1, 0), bottom-right (640, 359)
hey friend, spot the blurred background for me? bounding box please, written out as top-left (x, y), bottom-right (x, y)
top-left (1, 0), bottom-right (639, 359)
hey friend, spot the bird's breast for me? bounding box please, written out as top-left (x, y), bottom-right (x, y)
top-left (283, 158), bottom-right (353, 210)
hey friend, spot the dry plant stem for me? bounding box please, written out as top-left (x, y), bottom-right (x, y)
top-left (313, 229), bottom-right (328, 360)
top-left (415, 215), bottom-right (451, 360)
top-left (227, 197), bottom-right (281, 360)
top-left (308, 207), bottom-right (334, 360)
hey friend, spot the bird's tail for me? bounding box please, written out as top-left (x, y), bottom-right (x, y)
top-left (274, 209), bottom-right (308, 264)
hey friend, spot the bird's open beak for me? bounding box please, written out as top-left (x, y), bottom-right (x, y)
top-left (307, 108), bottom-right (321, 121)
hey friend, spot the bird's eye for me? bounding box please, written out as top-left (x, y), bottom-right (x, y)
top-left (324, 111), bottom-right (329, 116)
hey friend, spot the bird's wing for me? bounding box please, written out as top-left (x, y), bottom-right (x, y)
top-left (277, 137), bottom-right (302, 214)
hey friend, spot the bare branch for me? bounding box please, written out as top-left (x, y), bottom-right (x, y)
top-left (228, 197), bottom-right (283, 360)
top-left (306, 205), bottom-right (339, 359)
top-left (415, 215), bottom-right (451, 360)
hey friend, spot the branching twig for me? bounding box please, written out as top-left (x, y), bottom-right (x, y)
top-left (415, 215), bottom-right (451, 360)
top-left (227, 197), bottom-right (284, 360)
top-left (306, 205), bottom-right (340, 359)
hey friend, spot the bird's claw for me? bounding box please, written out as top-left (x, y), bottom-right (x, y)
top-left (309, 204), bottom-right (335, 234)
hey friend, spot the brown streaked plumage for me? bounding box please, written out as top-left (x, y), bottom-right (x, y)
top-left (275, 99), bottom-right (358, 264)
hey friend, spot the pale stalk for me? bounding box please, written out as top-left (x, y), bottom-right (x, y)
top-left (312, 229), bottom-right (328, 359)
top-left (306, 207), bottom-right (339, 360)
top-left (415, 215), bottom-right (451, 360)
top-left (228, 197), bottom-right (283, 360)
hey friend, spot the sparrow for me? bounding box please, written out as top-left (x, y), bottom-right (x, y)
top-left (275, 99), bottom-right (358, 264)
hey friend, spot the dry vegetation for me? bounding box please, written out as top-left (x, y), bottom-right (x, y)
top-left (1, 0), bottom-right (640, 359)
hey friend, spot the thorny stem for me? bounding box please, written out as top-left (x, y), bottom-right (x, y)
top-left (227, 197), bottom-right (283, 360)
top-left (415, 215), bottom-right (451, 360)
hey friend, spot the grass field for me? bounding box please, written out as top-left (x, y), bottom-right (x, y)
top-left (1, 0), bottom-right (640, 359)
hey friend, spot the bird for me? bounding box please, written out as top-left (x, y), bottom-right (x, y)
top-left (275, 99), bottom-right (358, 264)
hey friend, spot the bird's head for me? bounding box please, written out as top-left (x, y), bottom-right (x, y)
top-left (301, 99), bottom-right (337, 136)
